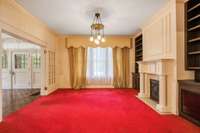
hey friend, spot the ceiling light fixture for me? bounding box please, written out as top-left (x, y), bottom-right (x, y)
top-left (89, 13), bottom-right (106, 45)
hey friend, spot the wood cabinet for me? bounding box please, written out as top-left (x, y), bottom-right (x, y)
top-left (179, 80), bottom-right (200, 126)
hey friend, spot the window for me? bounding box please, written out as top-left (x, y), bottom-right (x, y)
top-left (87, 47), bottom-right (113, 85)
top-left (32, 53), bottom-right (41, 69)
top-left (2, 51), bottom-right (8, 69)
top-left (48, 51), bottom-right (55, 85)
top-left (14, 54), bottom-right (28, 69)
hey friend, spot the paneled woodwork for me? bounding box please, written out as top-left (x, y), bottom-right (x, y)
top-left (142, 3), bottom-right (174, 61)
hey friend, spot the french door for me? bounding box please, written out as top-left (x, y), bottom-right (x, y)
top-left (11, 51), bottom-right (31, 89)
top-left (2, 50), bottom-right (41, 89)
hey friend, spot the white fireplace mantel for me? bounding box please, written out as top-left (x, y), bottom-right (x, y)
top-left (137, 59), bottom-right (173, 114)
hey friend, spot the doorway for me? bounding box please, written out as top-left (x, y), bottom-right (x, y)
top-left (1, 33), bottom-right (42, 117)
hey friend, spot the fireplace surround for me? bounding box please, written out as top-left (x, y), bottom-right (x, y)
top-left (137, 59), bottom-right (174, 114)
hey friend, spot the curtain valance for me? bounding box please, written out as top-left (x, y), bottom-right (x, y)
top-left (65, 36), bottom-right (132, 48)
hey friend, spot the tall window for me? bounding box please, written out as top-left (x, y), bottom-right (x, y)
top-left (87, 47), bottom-right (113, 85)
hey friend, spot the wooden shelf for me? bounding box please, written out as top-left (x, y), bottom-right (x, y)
top-left (188, 67), bottom-right (200, 70)
top-left (135, 34), bottom-right (143, 74)
top-left (136, 48), bottom-right (142, 52)
top-left (188, 14), bottom-right (200, 22)
top-left (187, 3), bottom-right (200, 13)
top-left (135, 38), bottom-right (142, 43)
top-left (136, 59), bottom-right (142, 62)
top-left (188, 51), bottom-right (200, 55)
top-left (135, 43), bottom-right (142, 48)
top-left (188, 37), bottom-right (200, 43)
top-left (185, 1), bottom-right (200, 82)
top-left (136, 54), bottom-right (142, 58)
top-left (188, 24), bottom-right (200, 31)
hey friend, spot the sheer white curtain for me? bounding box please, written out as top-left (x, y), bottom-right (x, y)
top-left (87, 47), bottom-right (113, 85)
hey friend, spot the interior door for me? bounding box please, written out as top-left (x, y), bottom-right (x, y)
top-left (12, 51), bottom-right (31, 89)
top-left (31, 51), bottom-right (41, 89)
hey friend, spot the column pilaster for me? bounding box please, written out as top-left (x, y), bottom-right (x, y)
top-left (138, 72), bottom-right (146, 98)
top-left (156, 74), bottom-right (168, 112)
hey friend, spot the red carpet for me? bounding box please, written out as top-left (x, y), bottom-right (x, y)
top-left (0, 89), bottom-right (199, 133)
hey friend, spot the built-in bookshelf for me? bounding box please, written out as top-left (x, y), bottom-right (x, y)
top-left (132, 34), bottom-right (143, 89)
top-left (179, 1), bottom-right (200, 125)
top-left (185, 0), bottom-right (200, 82)
top-left (135, 34), bottom-right (143, 73)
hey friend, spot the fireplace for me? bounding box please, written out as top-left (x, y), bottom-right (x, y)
top-left (137, 59), bottom-right (171, 113)
top-left (150, 79), bottom-right (159, 103)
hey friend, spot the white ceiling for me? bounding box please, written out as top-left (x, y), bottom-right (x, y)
top-left (16, 0), bottom-right (167, 35)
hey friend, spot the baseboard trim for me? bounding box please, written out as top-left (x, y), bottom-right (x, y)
top-left (46, 88), bottom-right (58, 95)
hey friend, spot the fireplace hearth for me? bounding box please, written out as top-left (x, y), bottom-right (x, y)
top-left (150, 79), bottom-right (159, 103)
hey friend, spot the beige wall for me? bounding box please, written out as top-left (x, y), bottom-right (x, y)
top-left (56, 37), bottom-right (71, 88)
top-left (0, 0), bottom-right (59, 93)
top-left (0, 0), bottom-right (58, 49)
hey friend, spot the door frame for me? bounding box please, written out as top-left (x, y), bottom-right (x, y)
top-left (0, 29), bottom-right (47, 122)
top-left (0, 28), bottom-right (3, 122)
top-left (8, 49), bottom-right (42, 90)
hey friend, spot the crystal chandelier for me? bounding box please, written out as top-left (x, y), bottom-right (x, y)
top-left (89, 13), bottom-right (106, 45)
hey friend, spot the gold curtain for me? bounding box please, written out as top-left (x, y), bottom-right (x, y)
top-left (113, 47), bottom-right (130, 88)
top-left (68, 47), bottom-right (87, 89)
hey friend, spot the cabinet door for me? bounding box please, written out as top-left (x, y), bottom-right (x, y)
top-left (179, 82), bottom-right (200, 126)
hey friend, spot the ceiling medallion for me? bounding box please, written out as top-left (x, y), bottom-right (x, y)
top-left (89, 13), bottom-right (106, 45)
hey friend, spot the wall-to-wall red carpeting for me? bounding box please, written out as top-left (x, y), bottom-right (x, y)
top-left (0, 89), bottom-right (199, 133)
